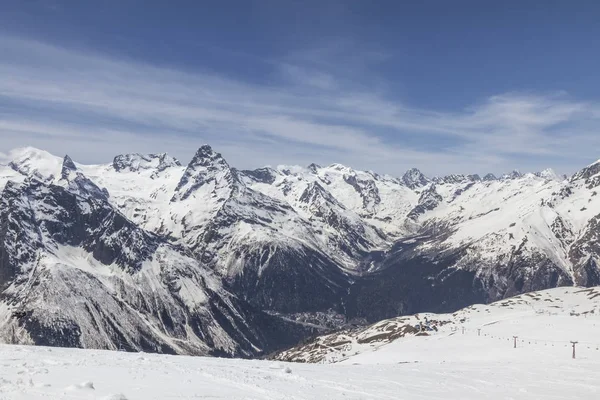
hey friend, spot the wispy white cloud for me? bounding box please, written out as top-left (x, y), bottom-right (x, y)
top-left (279, 64), bottom-right (338, 91)
top-left (1, 36), bottom-right (599, 176)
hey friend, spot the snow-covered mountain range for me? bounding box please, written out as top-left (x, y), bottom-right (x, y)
top-left (1, 145), bottom-right (600, 356)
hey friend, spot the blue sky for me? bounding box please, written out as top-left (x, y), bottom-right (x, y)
top-left (1, 0), bottom-right (600, 176)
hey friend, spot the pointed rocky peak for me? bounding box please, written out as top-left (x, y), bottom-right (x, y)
top-left (483, 173), bottom-right (497, 182)
top-left (55, 154), bottom-right (109, 199)
top-left (172, 145), bottom-right (238, 202)
top-left (112, 152), bottom-right (181, 173)
top-left (402, 168), bottom-right (429, 189)
top-left (187, 145), bottom-right (228, 169)
top-left (62, 155), bottom-right (77, 171)
top-left (468, 174), bottom-right (481, 182)
top-left (61, 155), bottom-right (77, 179)
top-left (307, 163), bottom-right (321, 174)
top-left (59, 163), bottom-right (109, 201)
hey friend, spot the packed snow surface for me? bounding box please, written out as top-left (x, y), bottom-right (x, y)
top-left (2, 287), bottom-right (600, 399)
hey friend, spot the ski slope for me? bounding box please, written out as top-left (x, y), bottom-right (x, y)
top-left (2, 287), bottom-right (600, 399)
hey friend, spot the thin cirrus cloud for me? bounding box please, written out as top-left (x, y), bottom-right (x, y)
top-left (0, 35), bottom-right (599, 176)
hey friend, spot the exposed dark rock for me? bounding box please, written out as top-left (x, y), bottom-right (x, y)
top-left (407, 185), bottom-right (442, 220)
top-left (113, 153), bottom-right (181, 173)
top-left (240, 167), bottom-right (278, 185)
top-left (402, 168), bottom-right (429, 189)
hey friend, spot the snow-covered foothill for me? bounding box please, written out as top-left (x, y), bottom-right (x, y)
top-left (275, 286), bottom-right (600, 364)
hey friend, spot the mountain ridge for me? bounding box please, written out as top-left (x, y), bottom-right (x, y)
top-left (1, 144), bottom-right (600, 357)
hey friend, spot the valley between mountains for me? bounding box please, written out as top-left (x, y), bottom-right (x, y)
top-left (1, 145), bottom-right (600, 357)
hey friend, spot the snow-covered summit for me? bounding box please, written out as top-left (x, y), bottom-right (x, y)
top-left (172, 145), bottom-right (236, 202)
top-left (6, 147), bottom-right (62, 181)
top-left (401, 167), bottom-right (429, 189)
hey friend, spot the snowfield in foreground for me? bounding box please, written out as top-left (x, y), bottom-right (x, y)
top-left (2, 287), bottom-right (600, 399)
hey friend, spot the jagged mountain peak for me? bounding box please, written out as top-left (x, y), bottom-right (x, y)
top-left (61, 155), bottom-right (77, 178)
top-left (58, 155), bottom-right (109, 200)
top-left (402, 168), bottom-right (429, 189)
top-left (307, 163), bottom-right (321, 174)
top-left (172, 145), bottom-right (239, 202)
top-left (188, 145), bottom-right (228, 169)
top-left (483, 173), bottom-right (497, 181)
